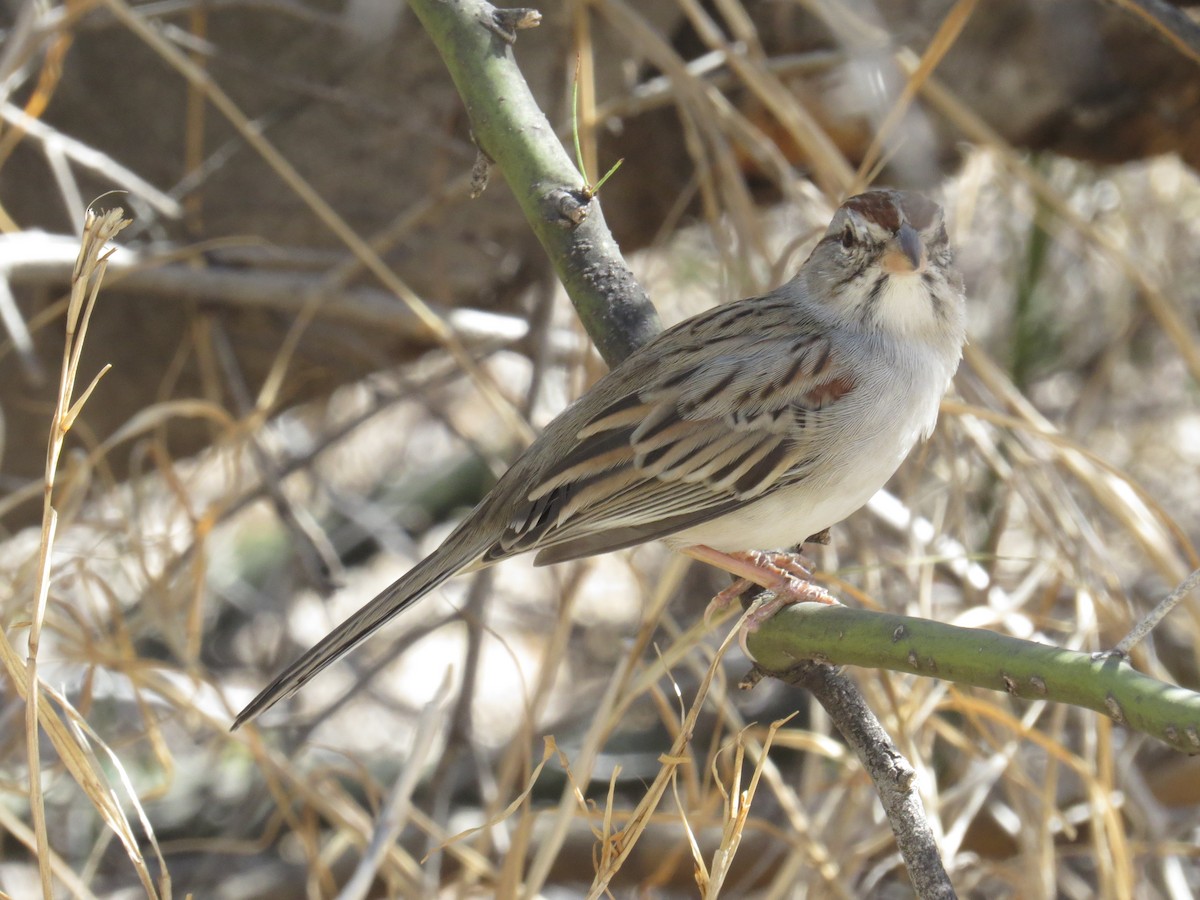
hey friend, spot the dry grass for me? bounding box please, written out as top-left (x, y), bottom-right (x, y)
top-left (1, 1), bottom-right (1199, 898)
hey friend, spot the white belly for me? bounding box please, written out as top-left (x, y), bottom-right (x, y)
top-left (664, 363), bottom-right (943, 552)
top-left (664, 470), bottom-right (885, 552)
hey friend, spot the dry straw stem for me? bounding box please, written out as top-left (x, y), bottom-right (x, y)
top-left (959, 346), bottom-right (1193, 583)
top-left (941, 390), bottom-right (1196, 585)
top-left (596, 0), bottom-right (830, 277)
top-left (849, 0), bottom-right (977, 191)
top-left (99, 0), bottom-right (535, 445)
top-left (338, 672), bottom-right (453, 900)
top-left (891, 52), bottom-right (1200, 390)
top-left (775, 661), bottom-right (955, 900)
top-left (584, 611), bottom-right (750, 899)
top-left (1114, 566), bottom-right (1200, 655)
top-left (1102, 0), bottom-right (1200, 64)
top-left (592, 47), bottom-right (842, 121)
top-left (0, 102), bottom-right (182, 220)
top-left (0, 231), bottom-right (536, 344)
top-left (812, 0), bottom-right (1200, 397)
top-left (521, 559), bottom-right (684, 897)
top-left (697, 715), bottom-right (793, 897)
top-left (673, 0), bottom-right (856, 197)
top-left (4, 207), bottom-right (169, 899)
top-left (0, 800), bottom-right (99, 900)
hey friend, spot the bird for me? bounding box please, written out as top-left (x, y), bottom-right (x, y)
top-left (233, 189), bottom-right (966, 729)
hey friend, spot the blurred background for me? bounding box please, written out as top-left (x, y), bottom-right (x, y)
top-left (1, 0), bottom-right (1199, 896)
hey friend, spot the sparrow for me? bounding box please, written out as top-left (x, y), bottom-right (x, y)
top-left (233, 189), bottom-right (966, 728)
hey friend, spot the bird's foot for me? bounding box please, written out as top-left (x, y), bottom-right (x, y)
top-left (743, 576), bottom-right (837, 631)
top-left (687, 547), bottom-right (836, 624)
top-left (733, 561), bottom-right (838, 659)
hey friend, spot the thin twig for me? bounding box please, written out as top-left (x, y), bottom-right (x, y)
top-left (336, 670), bottom-right (453, 900)
top-left (773, 662), bottom-right (956, 900)
top-left (1113, 567), bottom-right (1200, 656)
top-left (1100, 0), bottom-right (1200, 65)
top-left (0, 102), bottom-right (183, 219)
top-left (209, 318), bottom-right (345, 593)
top-left (421, 569), bottom-right (493, 884)
top-left (0, 230), bottom-right (540, 345)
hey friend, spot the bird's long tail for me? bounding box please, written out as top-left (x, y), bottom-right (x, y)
top-left (232, 526), bottom-right (486, 729)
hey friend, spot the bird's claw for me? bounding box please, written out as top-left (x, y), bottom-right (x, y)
top-left (702, 550), bottom-right (838, 651)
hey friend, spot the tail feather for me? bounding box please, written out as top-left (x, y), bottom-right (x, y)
top-left (232, 531), bottom-right (483, 729)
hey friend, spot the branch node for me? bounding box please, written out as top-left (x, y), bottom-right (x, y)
top-left (738, 665), bottom-right (768, 691)
top-left (542, 187), bottom-right (591, 228)
top-left (888, 750), bottom-right (917, 791)
top-left (1105, 693), bottom-right (1127, 725)
top-left (470, 148), bottom-right (493, 198)
top-left (486, 6), bottom-right (542, 44)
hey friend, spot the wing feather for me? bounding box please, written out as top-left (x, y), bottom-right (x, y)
top-left (485, 294), bottom-right (859, 565)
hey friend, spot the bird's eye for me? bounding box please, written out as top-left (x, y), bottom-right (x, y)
top-left (840, 225), bottom-right (855, 250)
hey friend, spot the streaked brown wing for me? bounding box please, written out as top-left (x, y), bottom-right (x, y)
top-left (483, 296), bottom-right (857, 565)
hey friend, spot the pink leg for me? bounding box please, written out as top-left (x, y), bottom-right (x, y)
top-left (705, 576), bottom-right (756, 623)
top-left (681, 545), bottom-right (838, 626)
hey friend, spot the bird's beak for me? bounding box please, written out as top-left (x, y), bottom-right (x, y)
top-left (898, 222), bottom-right (923, 269)
top-left (882, 222), bottom-right (924, 273)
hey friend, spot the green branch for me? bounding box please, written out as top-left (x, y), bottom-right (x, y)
top-left (407, 0), bottom-right (661, 367)
top-left (746, 603), bottom-right (1200, 753)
